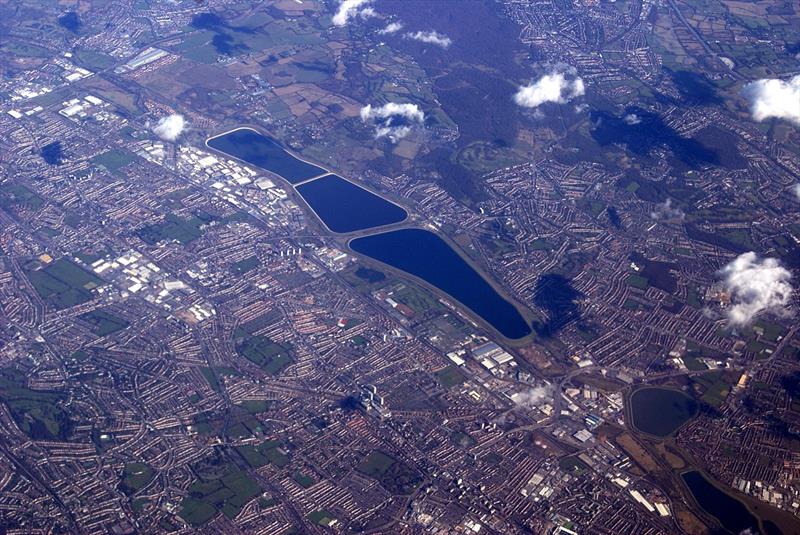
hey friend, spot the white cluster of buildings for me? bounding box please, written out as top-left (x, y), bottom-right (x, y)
top-left (733, 477), bottom-right (800, 513)
top-left (628, 487), bottom-right (670, 517)
top-left (5, 55), bottom-right (92, 113)
top-left (568, 351), bottom-right (594, 369)
top-left (564, 386), bottom-right (624, 426)
top-left (134, 140), bottom-right (168, 163)
top-left (55, 56), bottom-right (93, 83)
top-left (360, 384), bottom-right (391, 419)
top-left (176, 146), bottom-right (296, 220)
top-left (58, 94), bottom-right (122, 128)
top-left (609, 473), bottom-right (670, 516)
top-left (472, 342), bottom-right (517, 375)
top-left (312, 246), bottom-right (351, 272)
top-left (114, 46), bottom-right (169, 73)
top-left (88, 250), bottom-right (215, 323)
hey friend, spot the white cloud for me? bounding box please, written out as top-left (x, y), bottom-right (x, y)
top-left (404, 30), bottom-right (452, 48)
top-left (153, 114), bottom-right (185, 142)
top-left (623, 113), bottom-right (641, 125)
top-left (514, 67), bottom-right (585, 109)
top-left (718, 252), bottom-right (793, 326)
top-left (332, 0), bottom-right (372, 26)
top-left (358, 6), bottom-right (377, 19)
top-left (511, 386), bottom-right (552, 409)
top-left (650, 198), bottom-right (685, 221)
top-left (741, 74), bottom-right (800, 126)
top-left (360, 102), bottom-right (425, 141)
top-left (379, 21), bottom-right (403, 34)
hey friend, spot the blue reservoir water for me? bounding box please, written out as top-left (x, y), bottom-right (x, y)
top-left (296, 175), bottom-right (407, 233)
top-left (206, 128), bottom-right (326, 184)
top-left (630, 387), bottom-right (697, 437)
top-left (682, 471), bottom-right (761, 534)
top-left (350, 228), bottom-right (532, 339)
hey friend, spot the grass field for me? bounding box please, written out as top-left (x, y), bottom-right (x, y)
top-left (391, 284), bottom-right (441, 315)
top-left (200, 368), bottom-right (221, 392)
top-left (0, 369), bottom-right (72, 440)
top-left (91, 149), bottom-right (138, 173)
top-left (293, 472), bottom-right (314, 488)
top-left (308, 509), bottom-right (337, 527)
top-left (25, 258), bottom-right (103, 310)
top-left (231, 256), bottom-right (259, 274)
top-left (236, 400), bottom-right (269, 413)
top-left (359, 451), bottom-right (395, 478)
top-left (752, 321), bottom-right (786, 343)
top-left (436, 366), bottom-right (465, 389)
top-left (683, 356), bottom-right (708, 372)
top-left (358, 450), bottom-right (421, 494)
top-left (692, 371), bottom-right (733, 408)
top-left (237, 439), bottom-right (289, 469)
top-left (136, 213), bottom-right (211, 245)
top-left (0, 183), bottom-right (44, 210)
top-left (121, 463), bottom-right (154, 494)
top-left (79, 309), bottom-right (129, 336)
top-left (235, 335), bottom-right (292, 375)
top-left (179, 468), bottom-right (261, 525)
top-left (558, 455), bottom-right (588, 474)
top-left (0, 40), bottom-right (51, 58)
top-left (531, 238), bottom-right (553, 251)
top-left (626, 274), bottom-right (649, 290)
top-left (73, 47), bottom-right (115, 69)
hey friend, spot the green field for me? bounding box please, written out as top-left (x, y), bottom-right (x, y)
top-left (25, 258), bottom-right (103, 309)
top-left (293, 472), bottom-right (314, 488)
top-left (236, 400), bottom-right (270, 413)
top-left (174, 15), bottom-right (323, 64)
top-left (179, 468), bottom-right (261, 525)
top-left (359, 451), bottom-right (395, 477)
top-left (178, 498), bottom-right (216, 526)
top-left (436, 366), bottom-right (465, 389)
top-left (531, 238), bottom-right (553, 251)
top-left (357, 450), bottom-right (421, 494)
top-left (0, 183), bottom-right (44, 210)
top-left (577, 197), bottom-right (606, 218)
top-left (308, 509), bottom-right (337, 527)
top-left (121, 463), bottom-right (155, 494)
top-left (0, 368), bottom-right (72, 440)
top-left (237, 440), bottom-right (289, 469)
top-left (752, 321), bottom-right (786, 343)
top-left (558, 455), bottom-right (588, 474)
top-left (626, 274), bottom-right (649, 290)
top-left (683, 356), bottom-right (708, 372)
top-left (391, 284), bottom-right (442, 315)
top-left (354, 267), bottom-right (385, 284)
top-left (136, 213), bottom-right (212, 245)
top-left (73, 47), bottom-right (115, 69)
top-left (200, 368), bottom-right (221, 392)
top-left (91, 149), bottom-right (138, 173)
top-left (0, 40), bottom-right (52, 58)
top-left (692, 371), bottom-right (733, 408)
top-left (231, 256), bottom-right (259, 274)
top-left (235, 335), bottom-right (292, 375)
top-left (79, 309), bottom-right (129, 336)
top-left (226, 420), bottom-right (255, 439)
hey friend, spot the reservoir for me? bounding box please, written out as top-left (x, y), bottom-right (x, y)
top-left (206, 127), bottom-right (326, 184)
top-left (682, 471), bottom-right (760, 534)
top-left (630, 387), bottom-right (697, 437)
top-left (296, 174), bottom-right (407, 233)
top-left (349, 229), bottom-right (532, 340)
